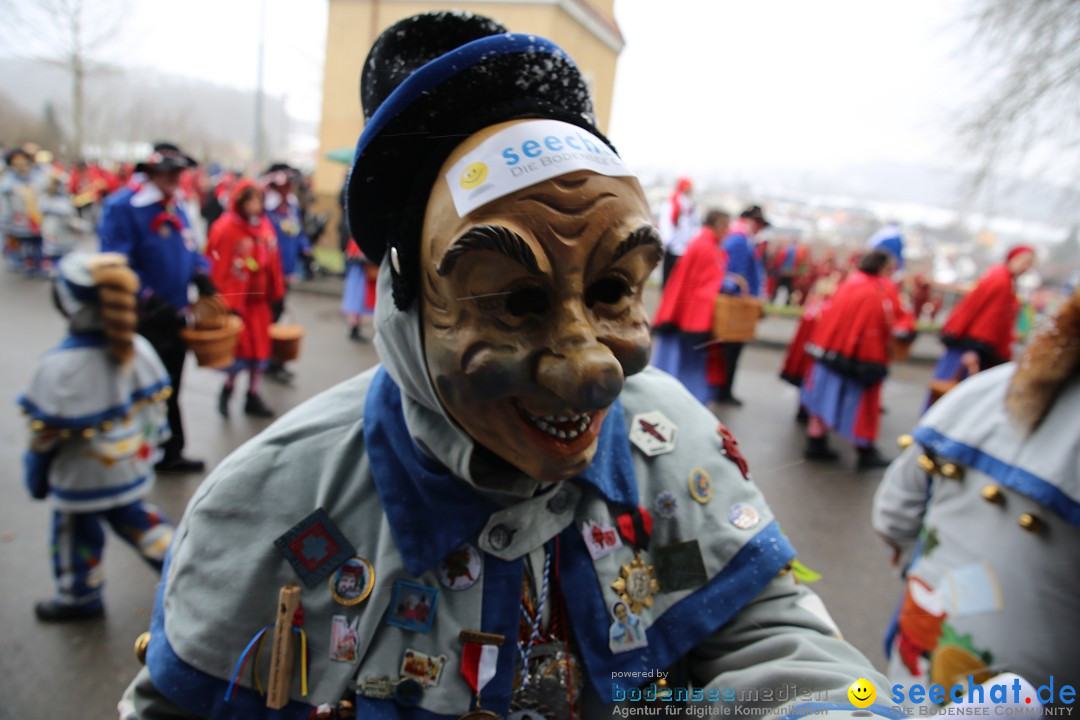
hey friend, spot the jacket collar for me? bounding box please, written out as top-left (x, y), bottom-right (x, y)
top-left (363, 367), bottom-right (638, 576)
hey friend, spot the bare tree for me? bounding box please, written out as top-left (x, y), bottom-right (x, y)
top-left (0, 0), bottom-right (130, 159)
top-left (958, 0), bottom-right (1080, 194)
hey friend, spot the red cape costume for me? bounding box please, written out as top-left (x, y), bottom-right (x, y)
top-left (206, 180), bottom-right (286, 366)
top-left (801, 271), bottom-right (902, 444)
top-left (941, 264), bottom-right (1018, 365)
top-left (653, 226), bottom-right (727, 334)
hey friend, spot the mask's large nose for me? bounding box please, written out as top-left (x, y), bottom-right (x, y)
top-left (536, 323), bottom-right (625, 412)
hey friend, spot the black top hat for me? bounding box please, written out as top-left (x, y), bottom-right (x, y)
top-left (346, 11), bottom-right (611, 309)
top-left (136, 141), bottom-right (197, 174)
top-left (739, 204), bottom-right (770, 227)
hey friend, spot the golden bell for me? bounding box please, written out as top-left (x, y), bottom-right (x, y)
top-left (897, 434), bottom-right (914, 450)
top-left (939, 463), bottom-right (964, 480)
top-left (30, 420), bottom-right (46, 432)
top-left (917, 454), bottom-right (937, 474)
top-left (101, 421), bottom-right (114, 432)
top-left (81, 428), bottom-right (95, 439)
top-left (980, 485), bottom-right (1004, 504)
top-left (1018, 513), bottom-right (1043, 533)
top-left (134, 632), bottom-right (151, 665)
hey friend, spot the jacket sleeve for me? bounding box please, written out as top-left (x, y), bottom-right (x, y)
top-left (120, 668), bottom-right (205, 720)
top-left (689, 573), bottom-right (893, 715)
top-left (872, 444), bottom-right (931, 558)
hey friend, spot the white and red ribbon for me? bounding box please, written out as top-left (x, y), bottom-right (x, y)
top-left (460, 642), bottom-right (499, 695)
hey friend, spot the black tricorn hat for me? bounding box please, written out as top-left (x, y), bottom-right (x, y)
top-left (136, 141), bottom-right (197, 174)
top-left (739, 204), bottom-right (771, 227)
top-left (346, 10), bottom-right (612, 309)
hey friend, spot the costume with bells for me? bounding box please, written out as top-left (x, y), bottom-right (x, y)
top-left (120, 13), bottom-right (889, 720)
top-left (18, 252), bottom-right (173, 621)
top-left (874, 286), bottom-right (1080, 692)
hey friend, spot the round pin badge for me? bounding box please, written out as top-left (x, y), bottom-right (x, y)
top-left (687, 468), bottom-right (712, 504)
top-left (329, 556), bottom-right (375, 606)
top-left (728, 503), bottom-right (761, 530)
top-left (654, 491), bottom-right (678, 519)
top-left (394, 678), bottom-right (424, 707)
top-left (437, 543), bottom-right (482, 591)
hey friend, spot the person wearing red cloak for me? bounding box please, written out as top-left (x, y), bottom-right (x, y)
top-left (206, 179), bottom-right (285, 418)
top-left (929, 245), bottom-right (1036, 404)
top-left (780, 274), bottom-right (842, 422)
top-left (801, 250), bottom-right (901, 470)
top-left (652, 209), bottom-right (730, 403)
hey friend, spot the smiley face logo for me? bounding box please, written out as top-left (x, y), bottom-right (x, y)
top-left (848, 678), bottom-right (876, 708)
top-left (459, 162), bottom-right (488, 189)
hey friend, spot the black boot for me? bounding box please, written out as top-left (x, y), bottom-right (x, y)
top-left (35, 599), bottom-right (104, 622)
top-left (804, 436), bottom-right (840, 461)
top-left (795, 405), bottom-right (809, 424)
top-left (244, 392), bottom-right (274, 418)
top-left (218, 385), bottom-right (233, 418)
top-left (857, 446), bottom-right (892, 471)
top-left (348, 325), bottom-right (365, 342)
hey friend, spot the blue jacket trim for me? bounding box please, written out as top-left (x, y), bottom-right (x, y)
top-left (777, 702), bottom-right (904, 719)
top-left (15, 377), bottom-right (170, 429)
top-left (145, 549), bottom-right (314, 719)
top-left (363, 367), bottom-right (638, 578)
top-left (24, 448), bottom-right (53, 499)
top-left (49, 474), bottom-right (150, 501)
top-left (561, 519), bottom-right (796, 702)
top-left (352, 33), bottom-right (571, 166)
top-left (913, 426), bottom-right (1080, 528)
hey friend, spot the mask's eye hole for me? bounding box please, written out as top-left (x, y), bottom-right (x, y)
top-left (505, 286), bottom-right (548, 317)
top-left (585, 277), bottom-right (632, 307)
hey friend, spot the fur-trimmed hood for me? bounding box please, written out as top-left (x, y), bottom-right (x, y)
top-left (1007, 285), bottom-right (1080, 433)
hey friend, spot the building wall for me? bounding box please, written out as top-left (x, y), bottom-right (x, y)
top-left (313, 0), bottom-right (621, 227)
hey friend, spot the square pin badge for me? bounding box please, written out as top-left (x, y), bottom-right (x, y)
top-left (386, 581), bottom-right (439, 634)
top-left (273, 508), bottom-right (356, 588)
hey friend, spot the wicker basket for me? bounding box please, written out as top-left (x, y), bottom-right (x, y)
top-left (712, 294), bottom-right (762, 342)
top-left (889, 337), bottom-right (914, 362)
top-left (181, 315), bottom-right (243, 368)
top-left (269, 323), bottom-right (305, 363)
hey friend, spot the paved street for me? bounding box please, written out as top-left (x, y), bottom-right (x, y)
top-left (0, 273), bottom-right (935, 718)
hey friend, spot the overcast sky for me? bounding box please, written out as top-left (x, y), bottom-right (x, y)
top-left (6, 0), bottom-right (997, 178)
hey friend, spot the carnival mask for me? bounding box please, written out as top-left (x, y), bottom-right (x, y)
top-left (421, 121), bottom-right (662, 483)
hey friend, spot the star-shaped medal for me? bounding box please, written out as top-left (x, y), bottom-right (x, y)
top-left (610, 553), bottom-right (659, 614)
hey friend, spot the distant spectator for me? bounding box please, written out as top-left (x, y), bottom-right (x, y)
top-left (657, 176), bottom-right (699, 286)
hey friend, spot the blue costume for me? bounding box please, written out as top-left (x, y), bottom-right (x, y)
top-left (266, 189), bottom-right (310, 280)
top-left (99, 178), bottom-right (210, 468)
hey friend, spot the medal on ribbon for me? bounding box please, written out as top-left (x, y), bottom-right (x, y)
top-left (459, 630), bottom-right (504, 720)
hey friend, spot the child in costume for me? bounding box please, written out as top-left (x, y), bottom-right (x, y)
top-left (18, 252), bottom-right (173, 622)
top-left (206, 179), bottom-right (285, 418)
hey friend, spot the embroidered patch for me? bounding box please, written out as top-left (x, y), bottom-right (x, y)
top-left (273, 508), bottom-right (356, 588)
top-left (629, 411), bottom-right (677, 456)
top-left (329, 556), bottom-right (375, 606)
top-left (582, 519), bottom-right (623, 560)
top-left (400, 648), bottom-right (448, 687)
top-left (437, 543), bottom-right (482, 591)
top-left (653, 540), bottom-right (708, 592)
top-left (329, 615), bottom-right (360, 663)
top-left (687, 467), bottom-right (712, 504)
top-left (717, 422), bottom-right (750, 479)
top-left (386, 581), bottom-right (439, 634)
